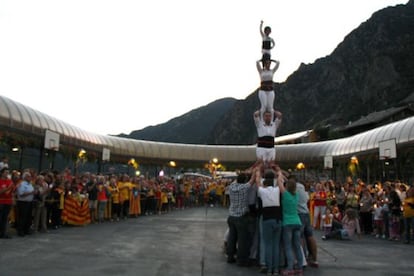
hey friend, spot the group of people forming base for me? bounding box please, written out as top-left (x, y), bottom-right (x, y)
top-left (224, 22), bottom-right (309, 276)
top-left (224, 163), bottom-right (316, 276)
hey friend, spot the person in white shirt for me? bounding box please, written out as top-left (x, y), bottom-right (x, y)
top-left (16, 171), bottom-right (35, 236)
top-left (253, 109), bottom-right (282, 169)
top-left (257, 168), bottom-right (282, 275)
top-left (322, 208), bottom-right (334, 235)
top-left (260, 20), bottom-right (275, 60)
top-left (256, 58), bottom-right (280, 115)
top-left (0, 156), bottom-right (9, 171)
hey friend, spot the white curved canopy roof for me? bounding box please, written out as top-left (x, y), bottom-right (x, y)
top-left (1, 95), bottom-right (413, 163)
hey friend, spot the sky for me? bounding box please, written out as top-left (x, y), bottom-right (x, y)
top-left (0, 0), bottom-right (408, 136)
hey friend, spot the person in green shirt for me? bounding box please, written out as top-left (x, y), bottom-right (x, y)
top-left (277, 171), bottom-right (304, 275)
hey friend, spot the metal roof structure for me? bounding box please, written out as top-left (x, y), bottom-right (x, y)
top-left (1, 95), bottom-right (414, 164)
top-left (274, 129), bottom-right (312, 144)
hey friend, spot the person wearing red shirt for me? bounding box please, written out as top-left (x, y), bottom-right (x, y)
top-left (313, 182), bottom-right (328, 230)
top-left (0, 168), bottom-right (14, 238)
top-left (97, 176), bottom-right (109, 223)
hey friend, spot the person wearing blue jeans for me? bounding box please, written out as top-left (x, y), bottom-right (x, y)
top-left (257, 168), bottom-right (282, 275)
top-left (258, 215), bottom-right (266, 269)
top-left (293, 175), bottom-right (318, 267)
top-left (262, 219), bottom-right (282, 274)
top-left (278, 173), bottom-right (303, 275)
top-left (282, 225), bottom-right (302, 273)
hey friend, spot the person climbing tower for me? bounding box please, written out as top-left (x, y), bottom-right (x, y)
top-left (253, 109), bottom-right (282, 169)
top-left (256, 58), bottom-right (280, 116)
top-left (260, 20), bottom-right (275, 61)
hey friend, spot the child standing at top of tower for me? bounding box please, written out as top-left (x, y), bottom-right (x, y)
top-left (260, 20), bottom-right (275, 61)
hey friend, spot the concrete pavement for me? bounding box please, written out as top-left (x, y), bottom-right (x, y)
top-left (0, 207), bottom-right (413, 276)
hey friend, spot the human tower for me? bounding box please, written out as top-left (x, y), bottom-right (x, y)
top-left (254, 20), bottom-right (282, 170)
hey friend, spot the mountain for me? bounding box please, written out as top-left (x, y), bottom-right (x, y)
top-left (120, 98), bottom-right (237, 144)
top-left (122, 1), bottom-right (414, 145)
top-left (210, 1), bottom-right (414, 144)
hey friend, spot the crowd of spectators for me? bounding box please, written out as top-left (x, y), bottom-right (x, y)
top-left (224, 163), bottom-right (414, 276)
top-left (0, 162), bottom-right (233, 239)
top-left (310, 177), bottom-right (414, 243)
top-left (1, 158), bottom-right (414, 276)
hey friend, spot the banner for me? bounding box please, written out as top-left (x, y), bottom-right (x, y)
top-left (62, 196), bottom-right (91, 226)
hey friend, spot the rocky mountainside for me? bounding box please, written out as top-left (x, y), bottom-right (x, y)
top-left (209, 0), bottom-right (414, 144)
top-left (120, 98), bottom-right (237, 144)
top-left (123, 1), bottom-right (414, 145)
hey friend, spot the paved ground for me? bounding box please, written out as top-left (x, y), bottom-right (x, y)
top-left (0, 207), bottom-right (413, 276)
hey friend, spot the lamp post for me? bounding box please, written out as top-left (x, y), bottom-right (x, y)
top-left (12, 146), bottom-right (23, 171)
top-left (128, 158), bottom-right (139, 177)
top-left (168, 160), bottom-right (176, 177)
top-left (74, 149), bottom-right (86, 176)
top-left (296, 162), bottom-right (306, 182)
top-left (349, 155), bottom-right (359, 184)
top-left (209, 158), bottom-right (223, 178)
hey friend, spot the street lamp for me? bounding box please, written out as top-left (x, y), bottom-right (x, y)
top-left (128, 158), bottom-right (139, 169)
top-left (78, 149), bottom-right (86, 159)
top-left (349, 155), bottom-right (359, 180)
top-left (296, 162), bottom-right (306, 181)
top-left (74, 149), bottom-right (87, 175)
top-left (127, 158), bottom-right (138, 176)
top-left (11, 146), bottom-right (23, 171)
top-left (296, 162), bottom-right (305, 170)
top-left (208, 158), bottom-right (224, 178)
top-left (350, 156), bottom-right (359, 165)
top-left (168, 161), bottom-right (177, 177)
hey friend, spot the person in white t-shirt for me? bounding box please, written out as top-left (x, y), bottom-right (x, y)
top-left (257, 168), bottom-right (282, 275)
top-left (253, 109), bottom-right (282, 169)
top-left (256, 58), bottom-right (280, 115)
top-left (260, 20), bottom-right (275, 61)
top-left (0, 156), bottom-right (9, 171)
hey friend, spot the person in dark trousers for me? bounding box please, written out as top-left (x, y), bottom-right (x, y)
top-left (16, 172), bottom-right (35, 236)
top-left (226, 167), bottom-right (259, 266)
top-left (260, 20), bottom-right (275, 60)
top-left (0, 168), bottom-right (14, 239)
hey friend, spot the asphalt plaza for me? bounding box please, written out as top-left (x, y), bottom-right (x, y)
top-left (0, 207), bottom-right (413, 276)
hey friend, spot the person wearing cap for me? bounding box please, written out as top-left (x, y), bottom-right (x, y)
top-left (0, 167), bottom-right (14, 238)
top-left (254, 109), bottom-right (282, 169)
